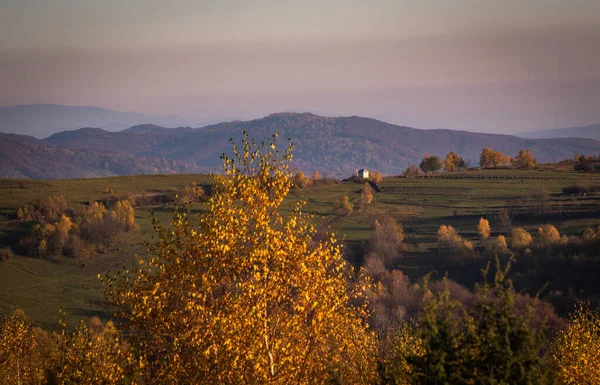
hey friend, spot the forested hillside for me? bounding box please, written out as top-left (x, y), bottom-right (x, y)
top-left (4, 113), bottom-right (600, 179)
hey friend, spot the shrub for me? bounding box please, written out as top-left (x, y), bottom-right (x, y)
top-left (583, 226), bottom-right (598, 241)
top-left (341, 195), bottom-right (354, 215)
top-left (493, 208), bottom-right (513, 233)
top-left (489, 235), bottom-right (508, 254)
top-left (0, 247), bottom-right (14, 261)
top-left (562, 181), bottom-right (600, 195)
top-left (63, 234), bottom-right (93, 259)
top-left (174, 185), bottom-right (205, 205)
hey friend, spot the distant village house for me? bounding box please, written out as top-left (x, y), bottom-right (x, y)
top-left (357, 169), bottom-right (369, 179)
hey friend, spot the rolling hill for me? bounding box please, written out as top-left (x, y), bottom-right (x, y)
top-left (0, 133), bottom-right (208, 179)
top-left (4, 113), bottom-right (600, 179)
top-left (519, 124), bottom-right (600, 141)
top-left (44, 113), bottom-right (600, 177)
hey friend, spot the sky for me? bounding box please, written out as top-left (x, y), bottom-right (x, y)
top-left (1, 0), bottom-right (600, 133)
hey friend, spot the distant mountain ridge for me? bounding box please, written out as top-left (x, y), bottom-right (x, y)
top-left (13, 112), bottom-right (595, 179)
top-left (518, 124), bottom-right (600, 141)
top-left (0, 104), bottom-right (235, 138)
top-left (0, 132), bottom-right (208, 179)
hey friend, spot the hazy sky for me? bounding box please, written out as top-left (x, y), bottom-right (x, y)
top-left (2, 0), bottom-right (600, 132)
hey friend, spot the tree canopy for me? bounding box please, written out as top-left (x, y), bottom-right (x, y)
top-left (104, 132), bottom-right (377, 384)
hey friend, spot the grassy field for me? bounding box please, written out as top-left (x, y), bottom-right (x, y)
top-left (1, 169), bottom-right (600, 328)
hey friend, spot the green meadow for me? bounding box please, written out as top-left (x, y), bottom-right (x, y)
top-left (1, 169), bottom-right (599, 328)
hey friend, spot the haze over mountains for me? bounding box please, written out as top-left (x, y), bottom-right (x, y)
top-left (0, 104), bottom-right (235, 138)
top-left (519, 124), bottom-right (600, 142)
top-left (2, 111), bottom-right (600, 180)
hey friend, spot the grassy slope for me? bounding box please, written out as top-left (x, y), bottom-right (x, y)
top-left (1, 170), bottom-right (600, 328)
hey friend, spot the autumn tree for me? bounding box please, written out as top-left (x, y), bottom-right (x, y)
top-left (479, 148), bottom-right (511, 168)
top-left (369, 217), bottom-right (405, 268)
top-left (403, 164), bottom-right (421, 177)
top-left (552, 304), bottom-right (600, 385)
top-left (419, 154), bottom-right (443, 174)
top-left (110, 199), bottom-right (136, 231)
top-left (385, 324), bottom-right (425, 385)
top-left (340, 195), bottom-right (354, 215)
top-left (55, 317), bottom-right (134, 385)
top-left (0, 309), bottom-right (46, 385)
top-left (477, 217), bottom-right (491, 246)
top-left (175, 184), bottom-right (206, 205)
top-left (437, 225), bottom-right (475, 260)
top-left (104, 132), bottom-right (377, 384)
top-left (373, 170), bottom-right (383, 183)
top-left (490, 235), bottom-right (508, 254)
top-left (537, 224), bottom-right (560, 248)
top-left (17, 195), bottom-right (67, 223)
top-left (292, 170), bottom-right (311, 189)
top-left (515, 148), bottom-right (537, 169)
top-left (312, 170), bottom-right (320, 180)
top-left (511, 228), bottom-right (533, 250)
top-left (361, 182), bottom-right (374, 206)
top-left (444, 152), bottom-right (465, 172)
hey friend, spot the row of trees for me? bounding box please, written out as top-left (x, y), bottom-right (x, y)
top-left (403, 148), bottom-right (537, 176)
top-left (18, 196), bottom-right (137, 258)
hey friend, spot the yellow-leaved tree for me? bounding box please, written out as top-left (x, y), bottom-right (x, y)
top-left (104, 132), bottom-right (377, 384)
top-left (477, 217), bottom-right (491, 246)
top-left (552, 304), bottom-right (600, 384)
top-left (0, 309), bottom-right (46, 385)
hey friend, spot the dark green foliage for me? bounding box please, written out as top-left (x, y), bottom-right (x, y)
top-left (466, 258), bottom-right (551, 385)
top-left (403, 258), bottom-right (553, 385)
top-left (409, 283), bottom-right (470, 384)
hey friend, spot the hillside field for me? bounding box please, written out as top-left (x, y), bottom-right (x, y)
top-left (1, 169), bottom-right (600, 329)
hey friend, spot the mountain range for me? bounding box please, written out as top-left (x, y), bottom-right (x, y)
top-left (518, 124), bottom-right (600, 141)
top-left (0, 104), bottom-right (235, 138)
top-left (2, 111), bottom-right (600, 179)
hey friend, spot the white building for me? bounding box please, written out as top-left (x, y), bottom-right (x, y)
top-left (357, 169), bottom-right (369, 179)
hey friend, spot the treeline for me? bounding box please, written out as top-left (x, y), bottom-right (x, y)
top-left (292, 169), bottom-right (341, 189)
top-left (16, 195), bottom-right (136, 258)
top-left (403, 148), bottom-right (537, 176)
top-left (573, 154), bottom-right (600, 173)
top-left (6, 183), bottom-right (210, 260)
